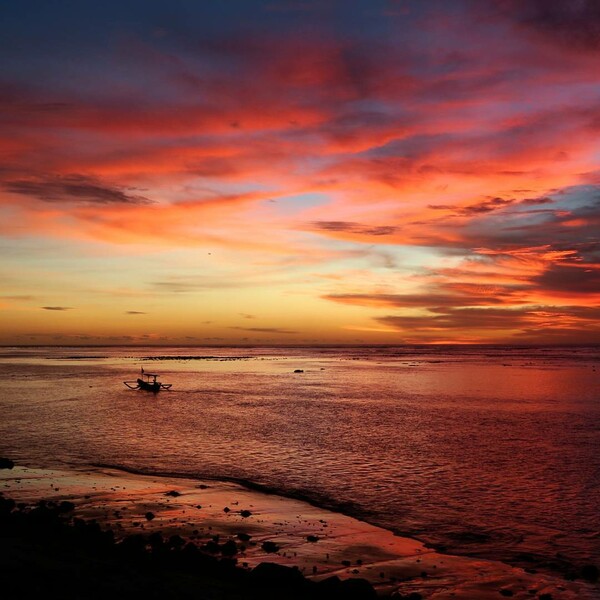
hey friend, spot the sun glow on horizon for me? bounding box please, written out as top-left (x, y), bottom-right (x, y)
top-left (1, 1), bottom-right (599, 345)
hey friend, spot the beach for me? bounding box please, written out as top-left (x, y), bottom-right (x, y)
top-left (1, 462), bottom-right (597, 599)
top-left (0, 346), bottom-right (598, 598)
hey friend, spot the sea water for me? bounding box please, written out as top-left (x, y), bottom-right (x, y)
top-left (0, 345), bottom-right (598, 573)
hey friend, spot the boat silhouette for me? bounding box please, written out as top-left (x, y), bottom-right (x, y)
top-left (124, 368), bottom-right (172, 392)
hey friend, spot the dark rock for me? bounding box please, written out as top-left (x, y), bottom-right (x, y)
top-left (261, 541), bottom-right (280, 553)
top-left (223, 506), bottom-right (231, 513)
top-left (0, 496), bottom-right (16, 514)
top-left (221, 540), bottom-right (238, 556)
top-left (165, 490), bottom-right (180, 497)
top-left (58, 501), bottom-right (75, 512)
top-left (148, 532), bottom-right (163, 549)
top-left (315, 576), bottom-right (342, 596)
top-left (339, 577), bottom-right (377, 599)
top-left (0, 458), bottom-right (15, 469)
top-left (341, 560), bottom-right (352, 567)
top-left (294, 369), bottom-right (304, 373)
top-left (581, 564), bottom-right (599, 582)
top-left (251, 562), bottom-right (305, 587)
top-left (119, 534), bottom-right (146, 556)
top-left (306, 535), bottom-right (319, 542)
top-left (204, 540), bottom-right (220, 554)
top-left (145, 511), bottom-right (155, 521)
top-left (240, 509), bottom-right (252, 518)
top-left (539, 594), bottom-right (553, 600)
top-left (499, 590), bottom-right (514, 597)
top-left (237, 532), bottom-right (251, 542)
top-left (168, 534), bottom-right (185, 548)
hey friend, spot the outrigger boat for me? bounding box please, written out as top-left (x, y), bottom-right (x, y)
top-left (124, 368), bottom-right (172, 392)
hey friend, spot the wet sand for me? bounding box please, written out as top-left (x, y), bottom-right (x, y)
top-left (0, 464), bottom-right (596, 599)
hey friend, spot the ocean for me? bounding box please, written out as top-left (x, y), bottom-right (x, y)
top-left (0, 345), bottom-right (598, 575)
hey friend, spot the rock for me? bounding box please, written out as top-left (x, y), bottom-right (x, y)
top-left (240, 509), bottom-right (252, 518)
top-left (145, 512), bottom-right (155, 521)
top-left (220, 540), bottom-right (238, 556)
top-left (0, 458), bottom-right (15, 469)
top-left (339, 578), bottom-right (377, 599)
top-left (261, 541), bottom-right (280, 553)
top-left (168, 534), bottom-right (185, 548)
top-left (251, 562), bottom-right (305, 587)
top-left (58, 501), bottom-right (75, 512)
top-left (148, 532), bottom-right (163, 549)
top-left (294, 369), bottom-right (304, 373)
top-left (165, 490), bottom-right (180, 497)
top-left (204, 540), bottom-right (220, 553)
top-left (0, 497), bottom-right (16, 514)
top-left (581, 564), bottom-right (599, 582)
top-left (499, 590), bottom-right (514, 597)
top-left (223, 506), bottom-right (231, 513)
top-left (237, 532), bottom-right (251, 542)
top-left (315, 576), bottom-right (342, 596)
top-left (539, 594), bottom-right (553, 600)
top-left (306, 535), bottom-right (319, 542)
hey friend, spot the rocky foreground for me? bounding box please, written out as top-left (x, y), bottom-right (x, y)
top-left (0, 462), bottom-right (597, 599)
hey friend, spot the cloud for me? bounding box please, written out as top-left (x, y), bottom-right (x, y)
top-left (324, 286), bottom-right (525, 310)
top-left (532, 264), bottom-right (600, 294)
top-left (311, 221), bottom-right (398, 236)
top-left (229, 327), bottom-right (298, 334)
top-left (376, 305), bottom-right (600, 343)
top-left (4, 174), bottom-right (152, 205)
top-left (41, 306), bottom-right (72, 311)
top-left (498, 0), bottom-right (600, 53)
top-left (125, 310), bottom-right (147, 315)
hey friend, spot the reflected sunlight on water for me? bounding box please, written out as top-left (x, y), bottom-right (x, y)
top-left (0, 345), bottom-right (598, 572)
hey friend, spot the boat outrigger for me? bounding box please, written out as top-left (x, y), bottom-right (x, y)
top-left (124, 368), bottom-right (172, 392)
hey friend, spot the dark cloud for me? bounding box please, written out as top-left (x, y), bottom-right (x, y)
top-left (125, 311), bottom-right (147, 315)
top-left (311, 220), bottom-right (397, 236)
top-left (378, 305), bottom-right (600, 336)
top-left (533, 265), bottom-right (600, 294)
top-left (229, 326), bottom-right (298, 334)
top-left (324, 287), bottom-right (524, 309)
top-left (377, 307), bottom-right (530, 331)
top-left (499, 0), bottom-right (600, 52)
top-left (5, 174), bottom-right (152, 205)
top-left (430, 197), bottom-right (515, 216)
top-left (150, 279), bottom-right (242, 292)
top-left (41, 306), bottom-right (72, 311)
top-left (430, 195), bottom-right (555, 217)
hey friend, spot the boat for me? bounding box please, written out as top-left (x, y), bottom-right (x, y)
top-left (124, 368), bottom-right (172, 392)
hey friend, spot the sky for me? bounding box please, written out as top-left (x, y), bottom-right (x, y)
top-left (1, 0), bottom-right (599, 345)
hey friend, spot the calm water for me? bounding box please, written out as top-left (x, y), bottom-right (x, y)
top-left (0, 345), bottom-right (599, 573)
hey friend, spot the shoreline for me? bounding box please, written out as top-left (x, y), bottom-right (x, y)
top-left (90, 461), bottom-right (599, 581)
top-left (1, 462), bottom-right (596, 599)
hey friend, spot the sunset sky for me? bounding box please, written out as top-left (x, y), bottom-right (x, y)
top-left (1, 0), bottom-right (599, 345)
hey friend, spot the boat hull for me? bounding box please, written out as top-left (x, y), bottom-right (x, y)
top-left (137, 378), bottom-right (161, 392)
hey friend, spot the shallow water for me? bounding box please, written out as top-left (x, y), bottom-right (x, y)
top-left (0, 345), bottom-right (598, 572)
